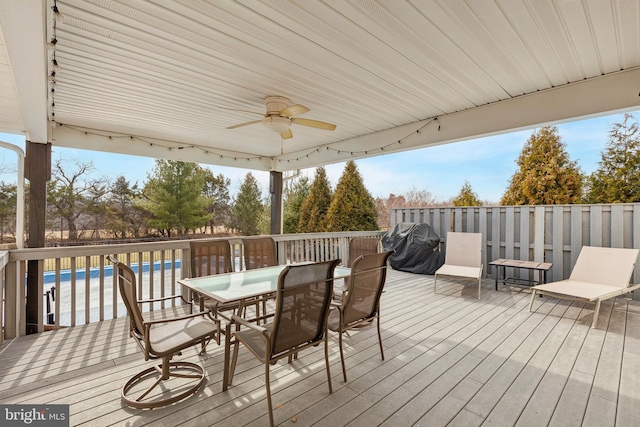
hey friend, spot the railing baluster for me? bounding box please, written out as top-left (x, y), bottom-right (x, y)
top-left (70, 257), bottom-right (76, 327)
top-left (99, 255), bottom-right (104, 322)
top-left (148, 250), bottom-right (154, 311)
top-left (136, 252), bottom-right (143, 300)
top-left (112, 255), bottom-right (118, 319)
top-left (171, 249), bottom-right (177, 305)
top-left (160, 250), bottom-right (166, 309)
top-left (85, 255), bottom-right (90, 324)
top-left (55, 258), bottom-right (61, 329)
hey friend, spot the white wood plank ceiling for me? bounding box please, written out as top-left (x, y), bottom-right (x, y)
top-left (1, 0), bottom-right (639, 172)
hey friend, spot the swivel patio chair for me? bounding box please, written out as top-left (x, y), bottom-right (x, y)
top-left (224, 259), bottom-right (340, 427)
top-left (110, 256), bottom-right (218, 409)
top-left (328, 251), bottom-right (393, 382)
top-left (529, 246), bottom-right (640, 328)
top-left (434, 232), bottom-right (484, 299)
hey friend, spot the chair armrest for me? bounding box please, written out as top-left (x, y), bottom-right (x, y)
top-left (143, 309), bottom-right (214, 326)
top-left (138, 294), bottom-right (190, 305)
top-left (230, 314), bottom-right (268, 335)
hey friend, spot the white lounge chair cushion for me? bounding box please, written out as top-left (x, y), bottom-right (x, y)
top-left (435, 264), bottom-right (482, 279)
top-left (532, 280), bottom-right (625, 302)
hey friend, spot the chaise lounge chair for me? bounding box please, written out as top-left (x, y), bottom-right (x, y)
top-left (434, 232), bottom-right (484, 298)
top-left (529, 246), bottom-right (640, 328)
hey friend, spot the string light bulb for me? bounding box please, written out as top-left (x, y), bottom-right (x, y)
top-left (51, 2), bottom-right (65, 22)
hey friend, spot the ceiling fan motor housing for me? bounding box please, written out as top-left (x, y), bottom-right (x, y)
top-left (265, 96), bottom-right (290, 115)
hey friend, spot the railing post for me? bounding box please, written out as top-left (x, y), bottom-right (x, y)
top-left (4, 260), bottom-right (20, 339)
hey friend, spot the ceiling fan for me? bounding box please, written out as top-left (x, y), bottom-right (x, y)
top-left (224, 96), bottom-right (336, 139)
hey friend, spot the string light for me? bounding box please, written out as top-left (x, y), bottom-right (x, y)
top-left (278, 117), bottom-right (440, 162)
top-left (53, 115), bottom-right (441, 166)
top-left (57, 124), bottom-right (269, 162)
top-left (48, 0), bottom-right (61, 127)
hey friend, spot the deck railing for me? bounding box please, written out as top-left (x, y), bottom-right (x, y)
top-left (392, 203), bottom-right (640, 289)
top-left (1, 231), bottom-right (384, 343)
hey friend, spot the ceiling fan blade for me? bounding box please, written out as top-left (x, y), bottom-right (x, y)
top-left (219, 107), bottom-right (264, 116)
top-left (226, 120), bottom-right (262, 129)
top-left (280, 104), bottom-right (310, 117)
top-left (280, 128), bottom-right (293, 139)
top-left (291, 117), bottom-right (337, 131)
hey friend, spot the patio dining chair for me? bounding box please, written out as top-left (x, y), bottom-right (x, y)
top-left (334, 236), bottom-right (382, 299)
top-left (434, 232), bottom-right (484, 299)
top-left (224, 259), bottom-right (340, 427)
top-left (328, 251), bottom-right (393, 382)
top-left (189, 239), bottom-right (250, 343)
top-left (529, 246), bottom-right (640, 328)
top-left (243, 236), bottom-right (278, 270)
top-left (242, 236), bottom-right (278, 320)
top-left (348, 236), bottom-right (380, 266)
top-left (109, 256), bottom-right (218, 409)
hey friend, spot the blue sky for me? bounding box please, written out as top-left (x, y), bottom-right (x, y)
top-left (0, 110), bottom-right (637, 203)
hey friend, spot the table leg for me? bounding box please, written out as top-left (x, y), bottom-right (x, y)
top-left (494, 265), bottom-right (499, 290)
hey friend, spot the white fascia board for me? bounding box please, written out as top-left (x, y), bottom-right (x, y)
top-left (273, 67), bottom-right (640, 171)
top-left (0, 0), bottom-right (48, 143)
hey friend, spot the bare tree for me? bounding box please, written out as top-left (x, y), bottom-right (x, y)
top-left (47, 158), bottom-right (107, 241)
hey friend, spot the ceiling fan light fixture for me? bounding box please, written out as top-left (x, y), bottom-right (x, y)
top-left (262, 116), bottom-right (291, 132)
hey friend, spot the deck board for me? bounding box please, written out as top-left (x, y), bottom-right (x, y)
top-left (1, 269), bottom-right (639, 427)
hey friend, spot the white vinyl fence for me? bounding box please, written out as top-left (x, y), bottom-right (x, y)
top-left (391, 204), bottom-right (640, 291)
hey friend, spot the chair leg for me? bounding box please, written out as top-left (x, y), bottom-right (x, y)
top-left (529, 290), bottom-right (537, 312)
top-left (324, 336), bottom-right (333, 394)
top-left (591, 299), bottom-right (602, 328)
top-left (265, 362), bottom-right (274, 427)
top-left (229, 336), bottom-right (241, 385)
top-left (477, 277), bottom-right (481, 299)
top-left (338, 328), bottom-right (347, 382)
top-left (433, 274), bottom-right (438, 293)
top-left (376, 314), bottom-right (385, 361)
top-left (223, 323), bottom-right (236, 390)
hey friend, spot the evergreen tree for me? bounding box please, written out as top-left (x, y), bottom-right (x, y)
top-left (501, 126), bottom-right (583, 205)
top-left (228, 172), bottom-right (263, 236)
top-left (203, 171), bottom-right (231, 233)
top-left (325, 161), bottom-right (378, 231)
top-left (452, 180), bottom-right (482, 206)
top-left (587, 113), bottom-right (640, 203)
top-left (137, 160), bottom-right (211, 237)
top-left (298, 167), bottom-right (332, 232)
top-left (283, 176), bottom-right (310, 234)
top-left (259, 195), bottom-right (272, 235)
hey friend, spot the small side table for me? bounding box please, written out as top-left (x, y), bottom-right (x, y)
top-left (489, 259), bottom-right (553, 291)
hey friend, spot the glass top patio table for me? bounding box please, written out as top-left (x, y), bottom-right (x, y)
top-left (178, 264), bottom-right (351, 304)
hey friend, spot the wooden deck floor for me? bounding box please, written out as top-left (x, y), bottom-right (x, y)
top-left (2, 269), bottom-right (640, 427)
